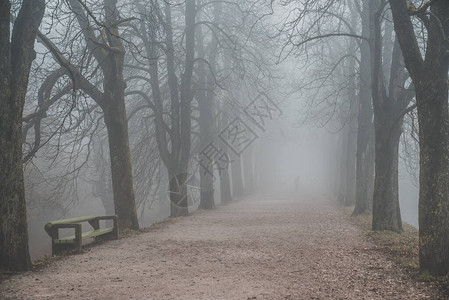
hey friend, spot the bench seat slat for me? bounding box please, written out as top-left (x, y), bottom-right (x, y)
top-left (46, 215), bottom-right (98, 227)
top-left (55, 228), bottom-right (114, 244)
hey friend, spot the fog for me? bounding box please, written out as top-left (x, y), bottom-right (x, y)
top-left (25, 68), bottom-right (420, 260)
top-left (10, 0), bottom-right (423, 262)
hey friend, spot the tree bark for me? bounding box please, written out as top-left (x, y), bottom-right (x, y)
top-left (243, 146), bottom-right (255, 195)
top-left (103, 100), bottom-right (139, 230)
top-left (196, 12), bottom-right (216, 210)
top-left (372, 118), bottom-right (403, 231)
top-left (220, 167), bottom-right (232, 204)
top-left (370, 0), bottom-right (411, 232)
top-left (231, 156), bottom-right (244, 197)
top-left (353, 0), bottom-right (374, 216)
top-left (416, 81), bottom-right (449, 275)
top-left (344, 102), bottom-right (357, 206)
top-left (0, 0), bottom-right (45, 271)
top-left (218, 105), bottom-right (232, 204)
top-left (337, 129), bottom-right (348, 205)
top-left (344, 14), bottom-right (358, 206)
top-left (168, 171), bottom-right (189, 217)
top-left (100, 0), bottom-right (139, 230)
top-left (172, 0), bottom-right (195, 216)
top-left (198, 128), bottom-right (215, 209)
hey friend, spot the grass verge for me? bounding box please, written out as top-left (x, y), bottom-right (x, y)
top-left (342, 206), bottom-right (449, 294)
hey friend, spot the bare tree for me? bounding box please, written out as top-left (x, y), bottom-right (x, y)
top-left (130, 0), bottom-right (196, 217)
top-left (352, 0), bottom-right (374, 216)
top-left (370, 0), bottom-right (414, 231)
top-left (282, 0), bottom-right (413, 233)
top-left (196, 1), bottom-right (221, 209)
top-left (0, 0), bottom-right (45, 271)
top-left (389, 0), bottom-right (449, 276)
top-left (38, 0), bottom-right (139, 230)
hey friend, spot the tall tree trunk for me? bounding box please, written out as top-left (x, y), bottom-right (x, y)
top-left (231, 156), bottom-right (244, 197)
top-left (389, 0), bottom-right (449, 275)
top-left (142, 1), bottom-right (195, 218)
top-left (199, 167), bottom-right (215, 209)
top-left (102, 0), bottom-right (139, 230)
top-left (415, 9), bottom-right (449, 277)
top-left (353, 0), bottom-right (374, 216)
top-left (50, 0), bottom-right (141, 230)
top-left (196, 15), bottom-right (215, 210)
top-left (372, 119), bottom-right (402, 231)
top-left (344, 7), bottom-right (358, 206)
top-left (243, 146), bottom-right (255, 195)
top-left (168, 171), bottom-right (189, 217)
top-left (220, 167), bottom-right (232, 204)
top-left (417, 82), bottom-right (449, 275)
top-left (0, 0), bottom-right (45, 271)
top-left (337, 129), bottom-right (348, 204)
top-left (219, 105), bottom-right (232, 204)
top-left (370, 1), bottom-right (410, 232)
top-left (344, 103), bottom-right (357, 206)
top-left (175, 0), bottom-right (195, 216)
top-left (103, 100), bottom-right (139, 230)
top-left (199, 97), bottom-right (215, 209)
top-left (166, 0), bottom-right (195, 217)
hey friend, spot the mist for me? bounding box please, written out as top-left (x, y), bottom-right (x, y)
top-left (14, 0), bottom-right (423, 261)
top-left (4, 0), bottom-right (448, 297)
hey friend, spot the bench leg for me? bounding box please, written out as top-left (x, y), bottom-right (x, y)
top-left (52, 240), bottom-right (57, 256)
top-left (75, 223), bottom-right (82, 253)
top-left (112, 216), bottom-right (119, 239)
top-left (51, 228), bottom-right (59, 256)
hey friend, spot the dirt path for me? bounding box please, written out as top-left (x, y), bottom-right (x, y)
top-left (1, 194), bottom-right (445, 299)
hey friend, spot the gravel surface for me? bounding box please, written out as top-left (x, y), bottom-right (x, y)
top-left (1, 194), bottom-right (446, 299)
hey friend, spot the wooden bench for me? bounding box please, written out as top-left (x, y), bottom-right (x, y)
top-left (44, 215), bottom-right (119, 255)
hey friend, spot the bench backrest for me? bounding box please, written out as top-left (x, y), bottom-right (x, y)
top-left (45, 215), bottom-right (98, 229)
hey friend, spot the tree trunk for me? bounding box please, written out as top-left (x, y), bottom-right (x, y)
top-left (219, 102), bottom-right (232, 204)
top-left (58, 0), bottom-right (141, 230)
top-left (174, 0), bottom-right (195, 216)
top-left (417, 83), bottom-right (449, 275)
top-left (140, 1), bottom-right (195, 218)
top-left (199, 173), bottom-right (215, 209)
top-left (0, 107), bottom-right (31, 271)
top-left (169, 171), bottom-right (189, 217)
top-left (103, 101), bottom-right (139, 230)
top-left (0, 0), bottom-right (45, 272)
top-left (344, 71), bottom-right (358, 206)
top-left (372, 120), bottom-right (402, 231)
top-left (231, 156), bottom-right (244, 197)
top-left (243, 146), bottom-right (255, 195)
top-left (370, 1), bottom-right (410, 232)
top-left (389, 0), bottom-right (449, 275)
top-left (102, 0), bottom-right (139, 230)
top-left (197, 19), bottom-right (215, 210)
top-left (353, 0), bottom-right (374, 215)
top-left (220, 167), bottom-right (232, 204)
top-left (337, 129), bottom-right (348, 205)
top-left (345, 123), bottom-right (357, 206)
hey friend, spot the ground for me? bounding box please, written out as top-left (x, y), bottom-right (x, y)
top-left (0, 194), bottom-right (446, 299)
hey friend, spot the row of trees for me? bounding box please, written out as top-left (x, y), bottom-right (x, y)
top-left (281, 0), bottom-right (448, 276)
top-left (1, 0), bottom-right (274, 271)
